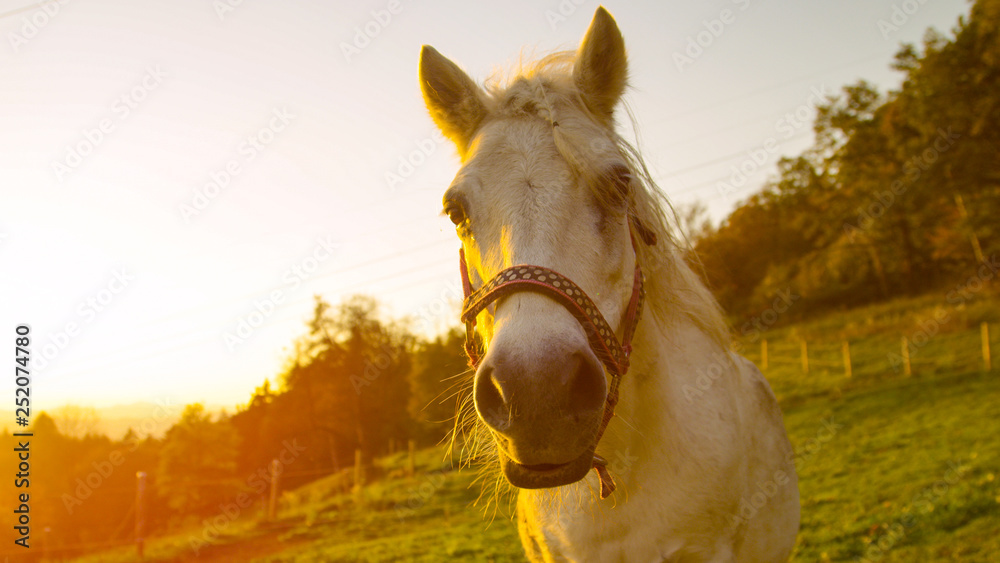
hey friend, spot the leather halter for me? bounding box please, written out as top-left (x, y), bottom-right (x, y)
top-left (459, 222), bottom-right (648, 498)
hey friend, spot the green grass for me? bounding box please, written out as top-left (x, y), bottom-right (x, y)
top-left (69, 291), bottom-right (1000, 562)
top-left (786, 369), bottom-right (999, 562)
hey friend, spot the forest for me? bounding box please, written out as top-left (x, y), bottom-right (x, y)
top-left (1, 296), bottom-right (469, 557)
top-left (690, 0), bottom-right (998, 323)
top-left (1, 0), bottom-right (996, 558)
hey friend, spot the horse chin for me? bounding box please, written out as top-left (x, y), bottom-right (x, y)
top-left (497, 447), bottom-right (596, 489)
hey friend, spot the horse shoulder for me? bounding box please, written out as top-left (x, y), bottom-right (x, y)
top-left (736, 355), bottom-right (787, 431)
top-left (730, 354), bottom-right (800, 562)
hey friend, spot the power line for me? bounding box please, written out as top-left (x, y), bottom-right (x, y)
top-left (43, 256), bottom-right (461, 386)
top-left (662, 130), bottom-right (815, 197)
top-left (658, 110), bottom-right (778, 149)
top-left (24, 47), bottom-right (895, 406)
top-left (0, 1), bottom-right (51, 20)
top-left (627, 57), bottom-right (891, 196)
top-left (42, 123), bottom-right (809, 383)
top-left (28, 232), bottom-right (460, 384)
top-left (660, 129), bottom-right (814, 179)
top-left (649, 53), bottom-right (886, 126)
top-left (128, 235), bottom-right (455, 333)
top-left (51, 235), bottom-right (458, 365)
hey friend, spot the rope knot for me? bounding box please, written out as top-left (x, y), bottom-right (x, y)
top-left (530, 78), bottom-right (559, 128)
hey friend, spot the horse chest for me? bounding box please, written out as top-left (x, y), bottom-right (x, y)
top-left (518, 487), bottom-right (732, 562)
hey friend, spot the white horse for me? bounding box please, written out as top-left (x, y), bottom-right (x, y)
top-left (419, 7), bottom-right (799, 561)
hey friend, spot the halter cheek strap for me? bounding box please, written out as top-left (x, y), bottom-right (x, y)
top-left (459, 227), bottom-right (647, 498)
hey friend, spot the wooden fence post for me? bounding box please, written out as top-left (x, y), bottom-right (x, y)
top-left (407, 440), bottom-right (416, 477)
top-left (761, 339), bottom-right (768, 371)
top-left (955, 194), bottom-right (986, 263)
top-left (902, 336), bottom-right (912, 376)
top-left (800, 340), bottom-right (809, 375)
top-left (135, 471), bottom-right (146, 560)
top-left (354, 449), bottom-right (364, 489)
top-left (983, 322), bottom-right (992, 372)
top-left (842, 341), bottom-right (852, 379)
top-left (268, 459), bottom-right (279, 521)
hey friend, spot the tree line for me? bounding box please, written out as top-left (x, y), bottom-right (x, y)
top-left (690, 0), bottom-right (999, 326)
top-left (0, 295), bottom-right (468, 559)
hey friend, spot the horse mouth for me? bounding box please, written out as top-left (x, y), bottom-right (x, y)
top-left (498, 447), bottom-right (595, 489)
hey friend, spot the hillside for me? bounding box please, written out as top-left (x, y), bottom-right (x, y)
top-left (58, 290), bottom-right (1000, 562)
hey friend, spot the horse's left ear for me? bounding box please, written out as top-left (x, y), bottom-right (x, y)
top-left (574, 7), bottom-right (628, 122)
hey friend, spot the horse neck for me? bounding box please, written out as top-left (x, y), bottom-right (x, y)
top-left (598, 306), bottom-right (734, 486)
top-left (514, 300), bottom-right (739, 533)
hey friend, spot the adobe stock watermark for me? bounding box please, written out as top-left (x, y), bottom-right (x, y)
top-left (411, 278), bottom-right (465, 336)
top-left (672, 0), bottom-right (753, 72)
top-left (34, 268), bottom-right (136, 372)
top-left (544, 0), bottom-right (593, 31)
top-left (212, 0), bottom-right (247, 22)
top-left (681, 348), bottom-right (739, 404)
top-left (189, 439), bottom-right (307, 555)
top-left (732, 417), bottom-right (841, 530)
top-left (877, 0), bottom-right (934, 41)
top-left (946, 254), bottom-right (1000, 305)
top-left (844, 128), bottom-right (960, 241)
top-left (51, 65), bottom-right (167, 182)
top-left (350, 341), bottom-right (404, 395)
top-left (61, 398), bottom-right (178, 514)
top-left (716, 85), bottom-right (830, 201)
top-left (857, 457), bottom-right (971, 562)
top-left (179, 107), bottom-right (295, 222)
top-left (340, 0), bottom-right (406, 64)
top-left (223, 236), bottom-right (341, 351)
top-left (682, 288), bottom-right (798, 404)
top-left (384, 130), bottom-right (446, 193)
top-left (394, 468), bottom-right (448, 520)
top-left (888, 255), bottom-right (1000, 372)
top-left (6, 0), bottom-right (71, 53)
top-left (740, 288), bottom-right (800, 342)
top-left (541, 447), bottom-right (637, 531)
top-left (888, 306), bottom-right (949, 373)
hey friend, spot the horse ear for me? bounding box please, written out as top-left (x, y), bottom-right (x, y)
top-left (420, 45), bottom-right (489, 156)
top-left (574, 7), bottom-right (628, 121)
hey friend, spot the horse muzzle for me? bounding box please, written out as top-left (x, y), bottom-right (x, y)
top-left (457, 235), bottom-right (646, 495)
top-left (473, 329), bottom-right (607, 488)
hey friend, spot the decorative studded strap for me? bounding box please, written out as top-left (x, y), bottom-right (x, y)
top-left (460, 260), bottom-right (640, 377)
top-left (458, 227), bottom-right (648, 499)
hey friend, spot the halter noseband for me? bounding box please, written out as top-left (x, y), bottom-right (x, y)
top-left (459, 222), bottom-right (649, 498)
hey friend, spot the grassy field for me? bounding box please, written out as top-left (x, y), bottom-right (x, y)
top-left (71, 290), bottom-right (1000, 562)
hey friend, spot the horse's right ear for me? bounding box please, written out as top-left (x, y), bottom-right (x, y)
top-left (419, 46), bottom-right (489, 158)
top-left (574, 7), bottom-right (627, 123)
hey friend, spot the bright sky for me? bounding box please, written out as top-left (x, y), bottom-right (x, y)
top-left (0, 0), bottom-right (971, 411)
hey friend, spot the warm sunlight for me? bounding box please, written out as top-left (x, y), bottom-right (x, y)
top-left (2, 0), bottom-right (966, 411)
top-left (2, 1), bottom-right (995, 561)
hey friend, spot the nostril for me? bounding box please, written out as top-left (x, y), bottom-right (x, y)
top-left (475, 365), bottom-right (509, 431)
top-left (568, 352), bottom-right (607, 414)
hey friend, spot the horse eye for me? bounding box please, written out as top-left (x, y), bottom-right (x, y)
top-left (444, 202), bottom-right (467, 226)
top-left (609, 164), bottom-right (632, 199)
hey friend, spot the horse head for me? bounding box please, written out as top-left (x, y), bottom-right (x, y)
top-left (420, 8), bottom-right (644, 490)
